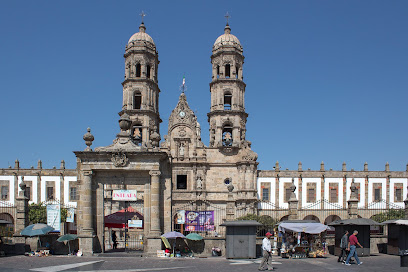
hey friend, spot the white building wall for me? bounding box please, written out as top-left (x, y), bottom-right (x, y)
top-left (302, 178), bottom-right (321, 208)
top-left (324, 178), bottom-right (344, 209)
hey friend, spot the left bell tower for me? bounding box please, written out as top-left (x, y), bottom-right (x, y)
top-left (121, 17), bottom-right (161, 147)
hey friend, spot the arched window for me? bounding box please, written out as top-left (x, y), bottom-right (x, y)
top-left (225, 64), bottom-right (231, 78)
top-left (235, 66), bottom-right (239, 79)
top-left (135, 63), bottom-right (141, 78)
top-left (146, 64), bottom-right (151, 79)
top-left (224, 92), bottom-right (232, 110)
top-left (217, 65), bottom-right (220, 79)
top-left (133, 91), bottom-right (142, 109)
top-left (222, 124), bottom-right (233, 146)
top-left (132, 123), bottom-right (143, 146)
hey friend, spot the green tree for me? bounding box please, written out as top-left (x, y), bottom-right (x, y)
top-left (371, 209), bottom-right (405, 223)
top-left (237, 214), bottom-right (278, 236)
top-left (28, 202), bottom-right (69, 225)
top-left (28, 203), bottom-right (47, 224)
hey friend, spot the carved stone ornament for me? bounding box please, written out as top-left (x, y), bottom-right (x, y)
top-left (111, 152), bottom-right (129, 167)
top-left (178, 127), bottom-right (187, 137)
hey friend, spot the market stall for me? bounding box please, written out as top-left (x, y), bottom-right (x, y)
top-left (277, 220), bottom-right (332, 259)
top-left (382, 219), bottom-right (408, 255)
top-left (329, 218), bottom-right (382, 257)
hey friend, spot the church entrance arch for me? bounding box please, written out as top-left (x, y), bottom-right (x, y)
top-left (103, 183), bottom-right (145, 252)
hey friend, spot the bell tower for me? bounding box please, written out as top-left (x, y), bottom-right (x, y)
top-left (208, 22), bottom-right (247, 148)
top-left (121, 16), bottom-right (161, 147)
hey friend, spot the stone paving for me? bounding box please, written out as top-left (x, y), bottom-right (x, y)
top-left (0, 254), bottom-right (406, 272)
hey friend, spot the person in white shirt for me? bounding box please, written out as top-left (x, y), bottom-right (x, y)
top-left (259, 232), bottom-right (273, 271)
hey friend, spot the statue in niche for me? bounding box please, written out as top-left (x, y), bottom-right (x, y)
top-left (179, 143), bottom-right (185, 157)
top-left (196, 176), bottom-right (203, 190)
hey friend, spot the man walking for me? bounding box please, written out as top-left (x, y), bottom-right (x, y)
top-left (259, 232), bottom-right (273, 271)
top-left (338, 230), bottom-right (349, 263)
top-left (345, 230), bottom-right (363, 266)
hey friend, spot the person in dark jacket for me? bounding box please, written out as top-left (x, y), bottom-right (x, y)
top-left (338, 230), bottom-right (349, 263)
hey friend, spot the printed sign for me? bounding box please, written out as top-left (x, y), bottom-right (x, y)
top-left (185, 211), bottom-right (214, 231)
top-left (66, 208), bottom-right (75, 223)
top-left (112, 190), bottom-right (137, 201)
top-left (47, 204), bottom-right (61, 231)
top-left (128, 219), bottom-right (143, 228)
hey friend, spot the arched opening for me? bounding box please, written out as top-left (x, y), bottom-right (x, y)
top-left (224, 91), bottom-right (232, 110)
top-left (280, 215), bottom-right (289, 222)
top-left (133, 91), bottom-right (142, 110)
top-left (146, 64), bottom-right (151, 79)
top-left (222, 124), bottom-right (233, 147)
top-left (235, 66), bottom-right (239, 79)
top-left (225, 64), bottom-right (231, 78)
top-left (216, 65), bottom-right (220, 79)
top-left (132, 123), bottom-right (142, 145)
top-left (324, 215), bottom-right (341, 225)
top-left (135, 63), bottom-right (141, 78)
top-left (303, 215), bottom-right (320, 222)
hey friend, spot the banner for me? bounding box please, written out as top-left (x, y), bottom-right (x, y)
top-left (66, 208), bottom-right (75, 223)
top-left (112, 190), bottom-right (137, 201)
top-left (47, 204), bottom-right (61, 231)
top-left (176, 210), bottom-right (185, 224)
top-left (185, 211), bottom-right (214, 231)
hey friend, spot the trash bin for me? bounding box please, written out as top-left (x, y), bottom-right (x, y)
top-left (400, 250), bottom-right (408, 267)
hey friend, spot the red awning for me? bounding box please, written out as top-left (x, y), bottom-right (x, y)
top-left (104, 207), bottom-right (143, 229)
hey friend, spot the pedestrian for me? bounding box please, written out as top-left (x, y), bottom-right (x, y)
top-left (112, 230), bottom-right (118, 249)
top-left (338, 230), bottom-right (349, 263)
top-left (258, 232), bottom-right (273, 271)
top-left (345, 230), bottom-right (363, 266)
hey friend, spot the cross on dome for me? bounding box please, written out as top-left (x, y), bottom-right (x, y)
top-left (224, 12), bottom-right (230, 25)
top-left (140, 11), bottom-right (146, 23)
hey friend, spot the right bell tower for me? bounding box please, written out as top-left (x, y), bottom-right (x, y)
top-left (208, 23), bottom-right (248, 148)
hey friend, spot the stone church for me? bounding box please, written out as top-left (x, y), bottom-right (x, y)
top-left (72, 20), bottom-right (258, 254)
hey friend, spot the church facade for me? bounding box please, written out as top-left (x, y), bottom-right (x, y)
top-left (0, 20), bottom-right (407, 255)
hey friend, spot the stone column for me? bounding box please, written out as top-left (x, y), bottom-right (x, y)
top-left (347, 178), bottom-right (359, 219)
top-left (145, 170), bottom-right (161, 255)
top-left (78, 170), bottom-right (95, 255)
top-left (149, 170), bottom-right (161, 236)
top-left (143, 181), bottom-right (151, 236)
top-left (288, 179), bottom-right (298, 220)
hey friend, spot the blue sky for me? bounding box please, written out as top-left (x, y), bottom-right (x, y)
top-left (0, 1), bottom-right (407, 171)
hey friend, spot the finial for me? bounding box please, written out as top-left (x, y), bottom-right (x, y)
top-left (224, 12), bottom-right (230, 26)
top-left (60, 160), bottom-right (65, 170)
top-left (83, 127), bottom-right (94, 151)
top-left (298, 161), bottom-right (303, 171)
top-left (320, 161), bottom-right (325, 172)
top-left (15, 159), bottom-right (19, 169)
top-left (364, 162), bottom-right (368, 171)
top-left (342, 162), bottom-right (347, 171)
top-left (180, 75), bottom-right (187, 93)
top-left (37, 160), bottom-right (42, 169)
top-left (140, 11), bottom-right (146, 23)
top-left (385, 162), bottom-right (390, 172)
top-left (138, 11), bottom-right (146, 33)
top-left (274, 161), bottom-right (280, 172)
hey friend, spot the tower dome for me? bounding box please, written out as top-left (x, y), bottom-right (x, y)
top-left (213, 24), bottom-right (242, 53)
top-left (127, 22), bottom-right (155, 47)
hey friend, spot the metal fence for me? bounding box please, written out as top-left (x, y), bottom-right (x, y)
top-left (0, 200), bottom-right (16, 243)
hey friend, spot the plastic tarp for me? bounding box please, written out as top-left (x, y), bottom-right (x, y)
top-left (278, 222), bottom-right (332, 234)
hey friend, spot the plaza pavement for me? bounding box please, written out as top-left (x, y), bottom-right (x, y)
top-left (0, 253), bottom-right (406, 272)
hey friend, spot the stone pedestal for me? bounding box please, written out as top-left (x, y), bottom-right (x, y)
top-left (14, 195), bottom-right (29, 235)
top-left (288, 199), bottom-right (298, 220)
